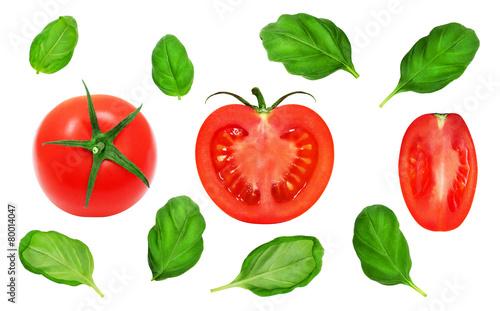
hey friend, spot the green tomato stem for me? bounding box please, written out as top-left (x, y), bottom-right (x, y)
top-left (251, 87), bottom-right (267, 110)
top-left (269, 91), bottom-right (315, 110)
top-left (92, 142), bottom-right (105, 154)
top-left (206, 88), bottom-right (315, 114)
top-left (434, 113), bottom-right (449, 129)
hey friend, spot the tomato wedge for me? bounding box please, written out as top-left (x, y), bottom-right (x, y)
top-left (399, 113), bottom-right (477, 231)
top-left (195, 88), bottom-right (334, 224)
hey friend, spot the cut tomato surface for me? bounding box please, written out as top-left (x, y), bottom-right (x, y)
top-left (399, 113), bottom-right (477, 231)
top-left (196, 90), bottom-right (334, 224)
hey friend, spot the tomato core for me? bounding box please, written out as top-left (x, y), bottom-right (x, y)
top-left (406, 129), bottom-right (471, 213)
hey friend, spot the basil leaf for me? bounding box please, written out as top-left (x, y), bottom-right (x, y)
top-left (148, 196), bottom-right (206, 281)
top-left (19, 230), bottom-right (103, 297)
top-left (211, 236), bottom-right (323, 296)
top-left (260, 13), bottom-right (359, 80)
top-left (380, 22), bottom-right (479, 107)
top-left (152, 34), bottom-right (194, 100)
top-left (352, 205), bottom-right (426, 296)
top-left (29, 16), bottom-right (79, 74)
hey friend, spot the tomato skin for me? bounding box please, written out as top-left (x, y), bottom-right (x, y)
top-left (196, 104), bottom-right (334, 224)
top-left (399, 113), bottom-right (477, 231)
top-left (33, 95), bottom-right (157, 217)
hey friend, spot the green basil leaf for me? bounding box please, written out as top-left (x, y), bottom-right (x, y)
top-left (352, 205), bottom-right (426, 296)
top-left (29, 16), bottom-right (79, 74)
top-left (152, 34), bottom-right (194, 100)
top-left (148, 196), bottom-right (206, 281)
top-left (260, 13), bottom-right (359, 80)
top-left (19, 230), bottom-right (103, 297)
top-left (211, 235), bottom-right (323, 296)
top-left (380, 22), bottom-right (479, 107)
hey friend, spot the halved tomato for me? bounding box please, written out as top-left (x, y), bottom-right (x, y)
top-left (195, 88), bottom-right (334, 224)
top-left (399, 113), bottom-right (477, 231)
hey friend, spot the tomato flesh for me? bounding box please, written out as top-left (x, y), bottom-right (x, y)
top-left (399, 113), bottom-right (477, 231)
top-left (211, 125), bottom-right (318, 205)
top-left (196, 104), bottom-right (333, 224)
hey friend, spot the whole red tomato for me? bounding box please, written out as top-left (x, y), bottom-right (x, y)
top-left (196, 88), bottom-right (334, 224)
top-left (33, 83), bottom-right (157, 217)
top-left (399, 113), bottom-right (477, 231)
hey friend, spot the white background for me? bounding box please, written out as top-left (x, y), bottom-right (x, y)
top-left (1, 0), bottom-right (499, 310)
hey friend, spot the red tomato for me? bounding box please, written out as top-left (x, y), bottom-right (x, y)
top-left (399, 113), bottom-right (477, 231)
top-left (195, 91), bottom-right (334, 224)
top-left (33, 94), bottom-right (157, 217)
